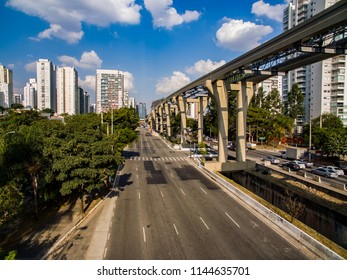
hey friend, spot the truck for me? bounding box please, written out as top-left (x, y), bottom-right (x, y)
top-left (285, 147), bottom-right (306, 160)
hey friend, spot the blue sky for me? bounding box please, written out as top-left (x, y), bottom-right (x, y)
top-left (0, 0), bottom-right (289, 109)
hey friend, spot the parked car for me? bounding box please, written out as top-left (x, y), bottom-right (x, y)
top-left (263, 156), bottom-right (280, 164)
top-left (282, 161), bottom-right (305, 170)
top-left (312, 167), bottom-right (339, 178)
top-left (321, 166), bottom-right (344, 176)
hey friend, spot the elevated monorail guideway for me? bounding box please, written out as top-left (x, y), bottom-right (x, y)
top-left (149, 1), bottom-right (347, 170)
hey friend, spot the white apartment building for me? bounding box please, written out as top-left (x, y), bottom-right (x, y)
top-left (23, 78), bottom-right (37, 109)
top-left (56, 67), bottom-right (79, 115)
top-left (96, 69), bottom-right (125, 113)
top-left (0, 65), bottom-right (13, 108)
top-left (36, 59), bottom-right (56, 112)
top-left (283, 0), bottom-right (346, 126)
top-left (128, 96), bottom-right (135, 108)
top-left (257, 76), bottom-right (283, 97)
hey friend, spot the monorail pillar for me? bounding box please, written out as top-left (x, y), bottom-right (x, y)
top-left (177, 95), bottom-right (187, 145)
top-left (206, 80), bottom-right (228, 163)
top-left (164, 103), bottom-right (171, 137)
top-left (231, 81), bottom-right (254, 162)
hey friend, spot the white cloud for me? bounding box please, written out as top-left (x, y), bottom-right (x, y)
top-left (144, 0), bottom-right (200, 29)
top-left (25, 61), bottom-right (36, 72)
top-left (79, 75), bottom-right (95, 94)
top-left (123, 71), bottom-right (135, 92)
top-left (186, 59), bottom-right (226, 77)
top-left (33, 24), bottom-right (84, 44)
top-left (215, 18), bottom-right (273, 52)
top-left (6, 0), bottom-right (142, 43)
top-left (58, 50), bottom-right (103, 70)
top-left (251, 0), bottom-right (287, 22)
top-left (156, 71), bottom-right (190, 94)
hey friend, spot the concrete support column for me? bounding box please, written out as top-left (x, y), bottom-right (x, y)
top-left (198, 96), bottom-right (208, 144)
top-left (151, 110), bottom-right (157, 132)
top-left (177, 95), bottom-right (187, 145)
top-left (206, 80), bottom-right (228, 163)
top-left (164, 103), bottom-right (171, 137)
top-left (155, 108), bottom-right (160, 132)
top-left (231, 81), bottom-right (254, 162)
top-left (158, 105), bottom-right (164, 134)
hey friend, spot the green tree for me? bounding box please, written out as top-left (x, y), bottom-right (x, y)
top-left (1, 124), bottom-right (46, 219)
top-left (0, 182), bottom-right (24, 225)
top-left (45, 114), bottom-right (125, 213)
top-left (284, 84), bottom-right (304, 120)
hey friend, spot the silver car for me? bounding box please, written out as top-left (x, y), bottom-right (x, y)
top-left (312, 168), bottom-right (339, 178)
top-left (321, 166), bottom-right (344, 176)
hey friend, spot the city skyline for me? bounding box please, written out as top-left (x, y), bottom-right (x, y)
top-left (0, 0), bottom-right (287, 109)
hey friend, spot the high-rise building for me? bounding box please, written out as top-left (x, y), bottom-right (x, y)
top-left (79, 87), bottom-right (90, 114)
top-left (0, 65), bottom-right (13, 108)
top-left (23, 78), bottom-right (37, 109)
top-left (95, 69), bottom-right (125, 113)
top-left (136, 102), bottom-right (147, 120)
top-left (56, 67), bottom-right (79, 115)
top-left (283, 0), bottom-right (346, 127)
top-left (36, 59), bottom-right (56, 112)
top-left (128, 96), bottom-right (135, 108)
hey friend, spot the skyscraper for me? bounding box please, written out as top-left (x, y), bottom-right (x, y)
top-left (23, 78), bottom-right (37, 109)
top-left (95, 69), bottom-right (125, 113)
top-left (0, 65), bottom-right (13, 108)
top-left (283, 0), bottom-right (346, 127)
top-left (56, 66), bottom-right (79, 115)
top-left (36, 59), bottom-right (56, 112)
top-left (136, 102), bottom-right (147, 120)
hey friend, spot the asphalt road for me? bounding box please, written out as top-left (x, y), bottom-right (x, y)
top-left (102, 128), bottom-right (312, 260)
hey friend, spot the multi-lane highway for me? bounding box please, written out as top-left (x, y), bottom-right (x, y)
top-left (102, 128), bottom-right (314, 259)
top-left (50, 128), bottom-right (321, 260)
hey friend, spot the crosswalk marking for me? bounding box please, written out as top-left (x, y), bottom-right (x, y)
top-left (128, 156), bottom-right (188, 162)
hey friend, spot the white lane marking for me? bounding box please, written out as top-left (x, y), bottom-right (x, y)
top-left (136, 167), bottom-right (138, 171)
top-left (138, 192), bottom-right (141, 200)
top-left (200, 187), bottom-right (207, 194)
top-left (165, 165), bottom-right (168, 169)
top-left (225, 212), bottom-right (240, 228)
top-left (173, 224), bottom-right (179, 235)
top-left (143, 227), bottom-right (146, 243)
top-left (180, 188), bottom-right (186, 196)
top-left (103, 248), bottom-right (108, 259)
top-left (160, 191), bottom-right (164, 198)
top-left (108, 233), bottom-right (110, 240)
top-left (170, 173), bottom-right (174, 178)
top-left (200, 217), bottom-right (210, 230)
top-left (136, 174), bottom-right (139, 179)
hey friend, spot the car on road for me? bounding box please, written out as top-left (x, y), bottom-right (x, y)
top-left (263, 156), bottom-right (280, 164)
top-left (282, 161), bottom-right (305, 171)
top-left (292, 160), bottom-right (313, 168)
top-left (279, 151), bottom-right (286, 159)
top-left (246, 142), bottom-right (257, 150)
top-left (312, 167), bottom-right (339, 178)
top-left (321, 166), bottom-right (344, 176)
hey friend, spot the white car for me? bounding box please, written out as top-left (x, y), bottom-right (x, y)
top-left (321, 166), bottom-right (344, 176)
top-left (246, 142), bottom-right (257, 150)
top-left (292, 160), bottom-right (306, 169)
